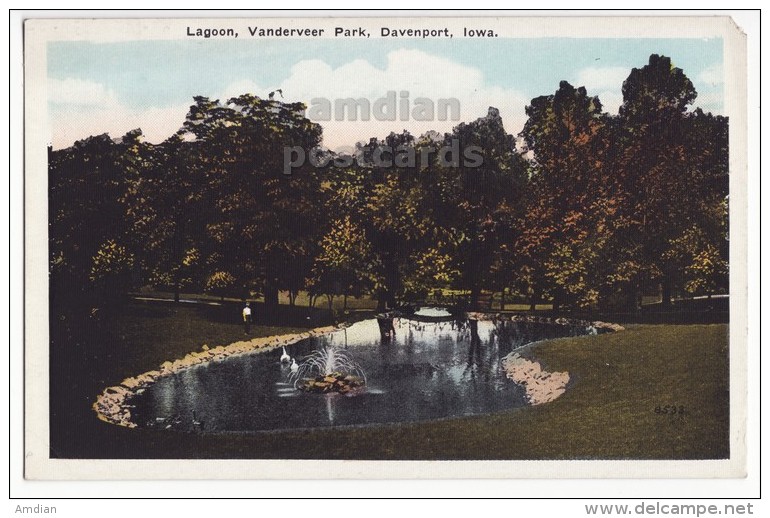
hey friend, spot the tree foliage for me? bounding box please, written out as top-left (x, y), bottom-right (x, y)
top-left (49, 54), bottom-right (729, 314)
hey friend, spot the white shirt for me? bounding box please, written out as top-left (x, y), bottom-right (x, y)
top-left (242, 306), bottom-right (251, 318)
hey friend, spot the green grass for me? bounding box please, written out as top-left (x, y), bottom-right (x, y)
top-left (132, 289), bottom-right (558, 313)
top-left (55, 300), bottom-right (729, 460)
top-left (502, 303), bottom-right (553, 311)
top-left (277, 291), bottom-right (379, 311)
top-left (96, 302), bottom-right (308, 387)
top-left (134, 289), bottom-right (381, 312)
top-left (230, 324), bottom-right (727, 460)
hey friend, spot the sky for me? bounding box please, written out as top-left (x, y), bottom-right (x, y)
top-left (47, 37), bottom-right (723, 150)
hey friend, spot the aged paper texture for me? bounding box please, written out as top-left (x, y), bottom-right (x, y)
top-left (24, 15), bottom-right (748, 480)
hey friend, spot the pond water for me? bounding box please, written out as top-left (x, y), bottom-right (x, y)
top-left (131, 317), bottom-right (601, 433)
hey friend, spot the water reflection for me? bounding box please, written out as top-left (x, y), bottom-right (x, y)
top-left (132, 318), bottom-right (601, 433)
top-left (325, 396), bottom-right (335, 424)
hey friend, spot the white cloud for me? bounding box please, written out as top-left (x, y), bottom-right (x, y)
top-left (567, 66), bottom-right (633, 115)
top-left (219, 79), bottom-right (263, 100)
top-left (691, 90), bottom-right (724, 115)
top-left (276, 49), bottom-right (529, 150)
top-left (49, 51), bottom-right (531, 150)
top-left (698, 63), bottom-right (723, 87)
top-left (574, 66), bottom-right (631, 93)
top-left (49, 78), bottom-right (121, 107)
top-left (48, 77), bottom-right (195, 149)
top-left (594, 91), bottom-right (624, 115)
top-left (49, 99), bottom-right (191, 149)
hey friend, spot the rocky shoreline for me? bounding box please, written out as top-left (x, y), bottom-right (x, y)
top-left (465, 311), bottom-right (625, 333)
top-left (501, 352), bottom-right (571, 405)
top-left (491, 314), bottom-right (624, 406)
top-left (92, 323), bottom-right (350, 428)
top-left (92, 312), bottom-right (624, 428)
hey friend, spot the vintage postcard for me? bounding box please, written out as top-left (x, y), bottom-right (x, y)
top-left (23, 14), bottom-right (749, 481)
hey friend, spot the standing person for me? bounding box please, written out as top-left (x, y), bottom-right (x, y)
top-left (242, 302), bottom-right (252, 335)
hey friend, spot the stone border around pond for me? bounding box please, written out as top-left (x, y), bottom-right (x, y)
top-left (469, 313), bottom-right (625, 406)
top-left (92, 313), bottom-right (624, 429)
top-left (92, 323), bottom-right (351, 429)
top-left (501, 353), bottom-right (572, 406)
top-left (464, 311), bottom-right (625, 333)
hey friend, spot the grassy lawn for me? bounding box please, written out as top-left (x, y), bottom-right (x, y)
top-left (502, 303), bottom-right (554, 311)
top-left (134, 289), bottom-right (381, 312)
top-left (277, 291), bottom-right (379, 311)
top-left (132, 289), bottom-right (560, 313)
top-left (221, 324), bottom-right (727, 460)
top-left (52, 300), bottom-right (729, 460)
top-left (107, 303), bottom-right (308, 386)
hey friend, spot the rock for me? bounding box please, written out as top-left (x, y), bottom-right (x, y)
top-left (94, 321), bottom-right (362, 427)
top-left (121, 377), bottom-right (140, 389)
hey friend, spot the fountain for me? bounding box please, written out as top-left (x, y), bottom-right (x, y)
top-left (290, 345), bottom-right (366, 395)
top-left (121, 315), bottom-right (622, 433)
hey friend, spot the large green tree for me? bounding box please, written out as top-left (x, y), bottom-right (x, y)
top-left (617, 54), bottom-right (729, 305)
top-left (49, 54), bottom-right (728, 318)
top-left (123, 134), bottom-right (207, 302)
top-left (520, 82), bottom-right (623, 309)
top-left (309, 215), bottom-right (381, 310)
top-left (49, 130), bottom-right (146, 305)
top-left (435, 108), bottom-right (529, 308)
top-left (179, 95), bottom-right (323, 309)
top-left (352, 131), bottom-right (438, 308)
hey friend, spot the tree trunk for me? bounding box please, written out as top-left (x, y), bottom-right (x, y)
top-left (377, 318), bottom-right (395, 340)
top-left (377, 290), bottom-right (387, 311)
top-left (326, 294), bottom-right (334, 311)
top-left (264, 284), bottom-right (279, 308)
top-left (500, 289), bottom-right (506, 310)
top-left (661, 277), bottom-right (672, 307)
top-left (469, 318), bottom-right (480, 345)
top-left (174, 282), bottom-right (180, 304)
top-left (343, 294), bottom-right (348, 310)
top-left (529, 287), bottom-right (540, 312)
top-left (621, 283), bottom-right (639, 312)
top-left (470, 285), bottom-right (481, 311)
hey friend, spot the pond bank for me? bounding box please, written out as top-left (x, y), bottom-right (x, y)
top-left (93, 323), bottom-right (351, 428)
top-left (501, 352), bottom-right (571, 405)
top-left (92, 312), bottom-right (623, 428)
top-left (72, 322), bottom-right (727, 460)
top-left (465, 311), bottom-right (625, 332)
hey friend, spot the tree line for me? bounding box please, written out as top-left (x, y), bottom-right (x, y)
top-left (49, 54), bottom-right (728, 314)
